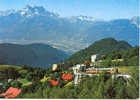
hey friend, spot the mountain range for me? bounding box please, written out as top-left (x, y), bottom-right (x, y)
top-left (0, 43), bottom-right (68, 68)
top-left (0, 5), bottom-right (139, 53)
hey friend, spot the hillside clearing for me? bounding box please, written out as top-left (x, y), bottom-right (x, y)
top-left (116, 66), bottom-right (139, 73)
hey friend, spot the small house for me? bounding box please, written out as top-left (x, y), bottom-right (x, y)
top-left (91, 54), bottom-right (102, 63)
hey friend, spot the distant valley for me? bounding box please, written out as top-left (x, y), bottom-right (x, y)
top-left (0, 5), bottom-right (139, 54)
top-left (0, 38), bottom-right (135, 69)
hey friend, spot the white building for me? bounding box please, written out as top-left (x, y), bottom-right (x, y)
top-left (74, 73), bottom-right (82, 85)
top-left (52, 64), bottom-right (58, 71)
top-left (72, 64), bottom-right (86, 74)
top-left (72, 64), bottom-right (82, 74)
top-left (91, 54), bottom-right (102, 63)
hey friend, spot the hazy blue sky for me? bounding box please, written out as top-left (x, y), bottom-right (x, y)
top-left (0, 0), bottom-right (139, 20)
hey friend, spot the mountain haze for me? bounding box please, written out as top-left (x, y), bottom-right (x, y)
top-left (0, 5), bottom-right (139, 53)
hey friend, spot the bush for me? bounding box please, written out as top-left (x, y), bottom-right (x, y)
top-left (20, 67), bottom-right (139, 99)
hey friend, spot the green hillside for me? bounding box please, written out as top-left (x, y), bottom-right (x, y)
top-left (0, 43), bottom-right (68, 68)
top-left (66, 38), bottom-right (132, 65)
top-left (0, 38), bottom-right (139, 99)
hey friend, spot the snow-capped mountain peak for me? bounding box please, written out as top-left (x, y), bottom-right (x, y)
top-left (0, 5), bottom-right (59, 18)
top-left (0, 9), bottom-right (16, 16)
top-left (67, 15), bottom-right (95, 23)
top-left (19, 5), bottom-right (46, 17)
top-left (77, 15), bottom-right (95, 21)
top-left (131, 16), bottom-right (140, 28)
top-left (21, 5), bottom-right (60, 17)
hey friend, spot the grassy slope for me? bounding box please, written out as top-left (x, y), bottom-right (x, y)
top-left (0, 65), bottom-right (22, 70)
top-left (116, 66), bottom-right (139, 73)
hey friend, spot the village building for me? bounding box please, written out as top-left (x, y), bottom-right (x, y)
top-left (86, 67), bottom-right (118, 74)
top-left (52, 64), bottom-right (58, 71)
top-left (72, 54), bottom-right (131, 85)
top-left (72, 64), bottom-right (86, 74)
top-left (91, 54), bottom-right (102, 63)
top-left (8, 79), bottom-right (13, 83)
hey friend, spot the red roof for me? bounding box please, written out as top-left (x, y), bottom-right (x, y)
top-left (49, 80), bottom-right (59, 85)
top-left (0, 87), bottom-right (21, 99)
top-left (62, 74), bottom-right (72, 80)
